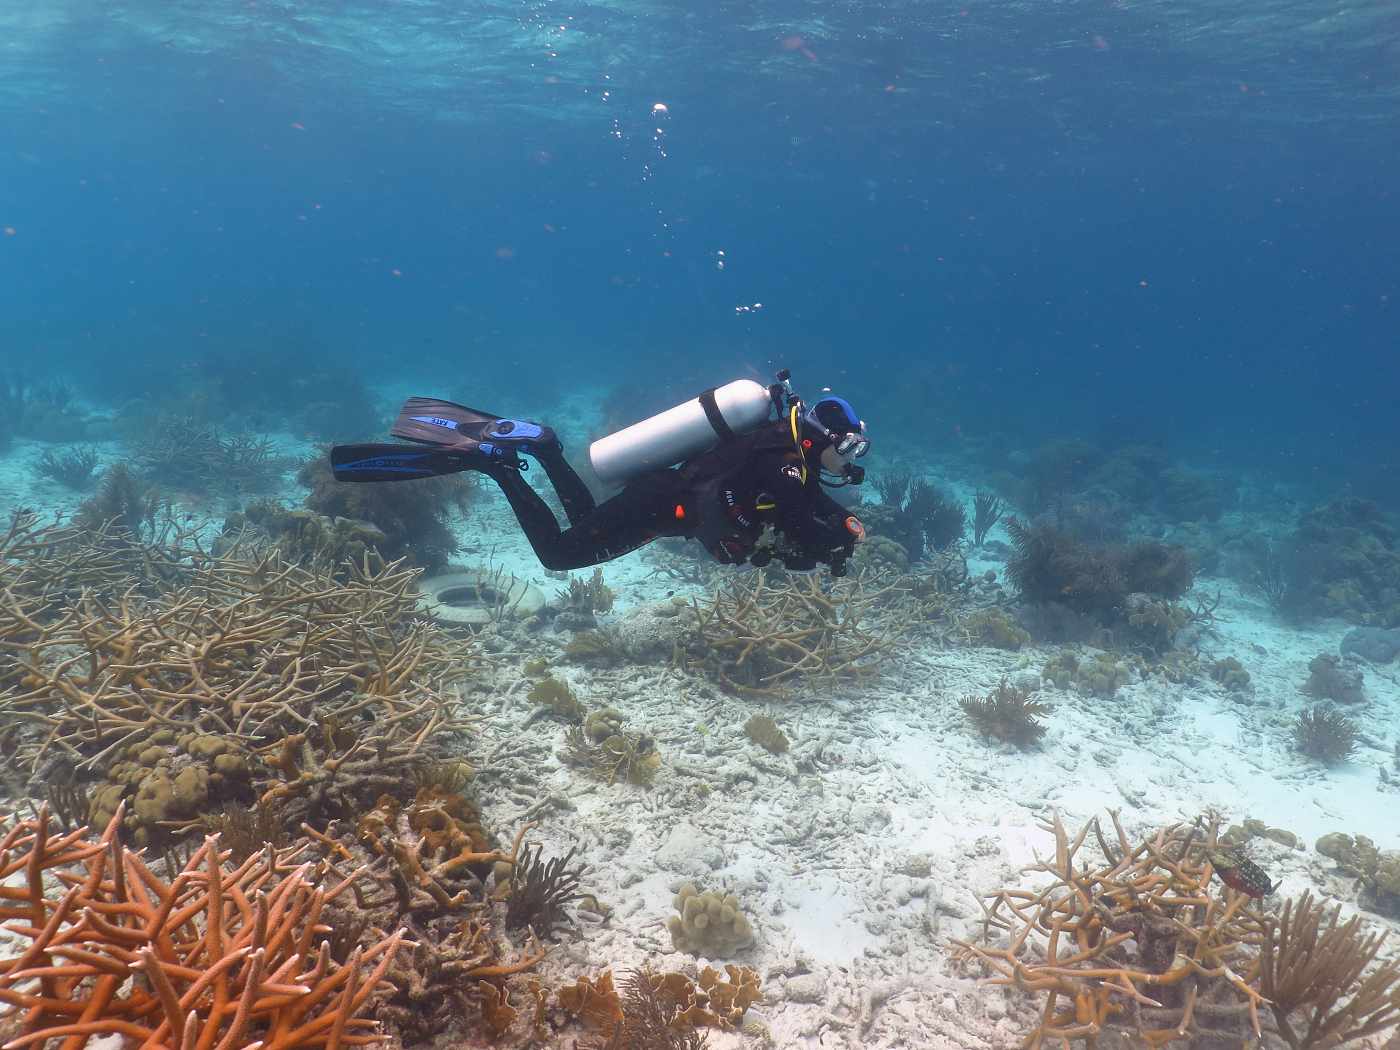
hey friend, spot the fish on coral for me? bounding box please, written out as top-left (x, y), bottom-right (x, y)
top-left (1209, 847), bottom-right (1275, 898)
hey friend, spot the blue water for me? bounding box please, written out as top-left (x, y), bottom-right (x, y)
top-left (3, 1), bottom-right (1396, 497)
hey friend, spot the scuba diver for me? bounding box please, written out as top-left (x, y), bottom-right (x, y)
top-left (330, 370), bottom-right (870, 577)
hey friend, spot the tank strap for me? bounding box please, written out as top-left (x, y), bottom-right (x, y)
top-left (697, 387), bottom-right (736, 442)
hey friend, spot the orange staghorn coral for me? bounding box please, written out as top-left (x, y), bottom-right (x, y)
top-left (0, 805), bottom-right (404, 1050)
top-left (953, 812), bottom-right (1270, 1050)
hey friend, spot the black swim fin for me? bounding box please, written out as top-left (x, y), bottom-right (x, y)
top-left (390, 396), bottom-right (556, 453)
top-left (330, 442), bottom-right (518, 483)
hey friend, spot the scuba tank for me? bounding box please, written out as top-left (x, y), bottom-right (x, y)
top-left (588, 378), bottom-right (775, 486)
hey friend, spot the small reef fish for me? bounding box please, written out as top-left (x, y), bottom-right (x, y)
top-left (1208, 848), bottom-right (1275, 898)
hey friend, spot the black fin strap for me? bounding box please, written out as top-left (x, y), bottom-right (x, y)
top-left (698, 388), bottom-right (736, 442)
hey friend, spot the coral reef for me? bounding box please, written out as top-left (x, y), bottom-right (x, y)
top-left (298, 449), bottom-right (473, 570)
top-left (681, 572), bottom-right (910, 697)
top-left (743, 714), bottom-right (790, 754)
top-left (960, 680), bottom-right (1050, 747)
top-left (1301, 652), bottom-right (1366, 704)
top-left (562, 712), bottom-right (661, 787)
top-left (667, 884), bottom-right (755, 957)
top-left (34, 446), bottom-right (99, 489)
top-left (0, 806), bottom-right (404, 1050)
top-left (554, 568), bottom-right (616, 630)
top-left (1272, 497), bottom-right (1400, 626)
top-left (964, 607), bottom-right (1031, 650)
top-left (956, 811), bottom-right (1400, 1050)
top-left (0, 376), bottom-right (87, 445)
top-left (73, 462), bottom-right (161, 536)
top-left (866, 471), bottom-right (966, 559)
top-left (1005, 519), bottom-right (1195, 622)
top-left (0, 519), bottom-right (469, 844)
top-left (1315, 833), bottom-right (1400, 918)
top-left (226, 500), bottom-right (389, 573)
top-left (1042, 651), bottom-right (1131, 697)
top-left (529, 675), bottom-right (586, 723)
top-left (132, 412), bottom-right (279, 496)
top-left (1208, 656), bottom-right (1252, 693)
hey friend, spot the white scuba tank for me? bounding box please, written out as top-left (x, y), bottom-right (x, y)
top-left (589, 378), bottom-right (774, 486)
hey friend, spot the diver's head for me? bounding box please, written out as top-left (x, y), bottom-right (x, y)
top-left (801, 395), bottom-right (869, 483)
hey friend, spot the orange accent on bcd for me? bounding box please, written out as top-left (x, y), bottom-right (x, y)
top-left (674, 504), bottom-right (686, 521)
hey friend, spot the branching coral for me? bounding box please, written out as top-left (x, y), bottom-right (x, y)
top-left (957, 812), bottom-right (1400, 1050)
top-left (0, 521), bottom-right (471, 843)
top-left (133, 413), bottom-right (278, 496)
top-left (0, 805), bottom-right (404, 1050)
top-left (680, 572), bottom-right (911, 698)
top-left (954, 812), bottom-right (1272, 1049)
top-left (34, 447), bottom-right (99, 490)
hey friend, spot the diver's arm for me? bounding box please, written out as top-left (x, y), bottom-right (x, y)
top-left (766, 452), bottom-right (860, 550)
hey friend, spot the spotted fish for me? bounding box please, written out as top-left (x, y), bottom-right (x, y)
top-left (1209, 848), bottom-right (1275, 898)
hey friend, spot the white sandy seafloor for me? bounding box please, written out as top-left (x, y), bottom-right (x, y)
top-left (2, 396), bottom-right (1399, 1050)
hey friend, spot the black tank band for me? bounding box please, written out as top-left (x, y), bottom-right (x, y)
top-left (698, 388), bottom-right (735, 441)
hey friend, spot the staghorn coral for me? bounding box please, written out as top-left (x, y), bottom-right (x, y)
top-left (680, 572), bottom-right (911, 698)
top-left (958, 811), bottom-right (1400, 1050)
top-left (955, 812), bottom-right (1272, 1049)
top-left (960, 680), bottom-right (1050, 748)
top-left (667, 884), bottom-right (754, 958)
top-left (0, 805), bottom-right (404, 1050)
top-left (0, 522), bottom-right (472, 843)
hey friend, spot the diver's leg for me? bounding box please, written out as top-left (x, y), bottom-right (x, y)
top-left (485, 467), bottom-right (672, 571)
top-left (531, 442), bottom-right (597, 526)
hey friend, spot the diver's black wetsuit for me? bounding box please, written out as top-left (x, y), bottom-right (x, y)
top-left (483, 419), bottom-right (858, 573)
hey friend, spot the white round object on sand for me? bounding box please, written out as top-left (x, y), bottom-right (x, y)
top-left (417, 570), bottom-right (546, 626)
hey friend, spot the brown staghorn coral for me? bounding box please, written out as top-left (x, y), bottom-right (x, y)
top-left (0, 522), bottom-right (472, 843)
top-left (956, 812), bottom-right (1400, 1050)
top-left (0, 804), bottom-right (404, 1050)
top-left (679, 572), bottom-right (911, 698)
top-left (954, 812), bottom-right (1272, 1049)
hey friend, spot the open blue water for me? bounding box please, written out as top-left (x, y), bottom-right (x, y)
top-left (2, 1), bottom-right (1396, 496)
